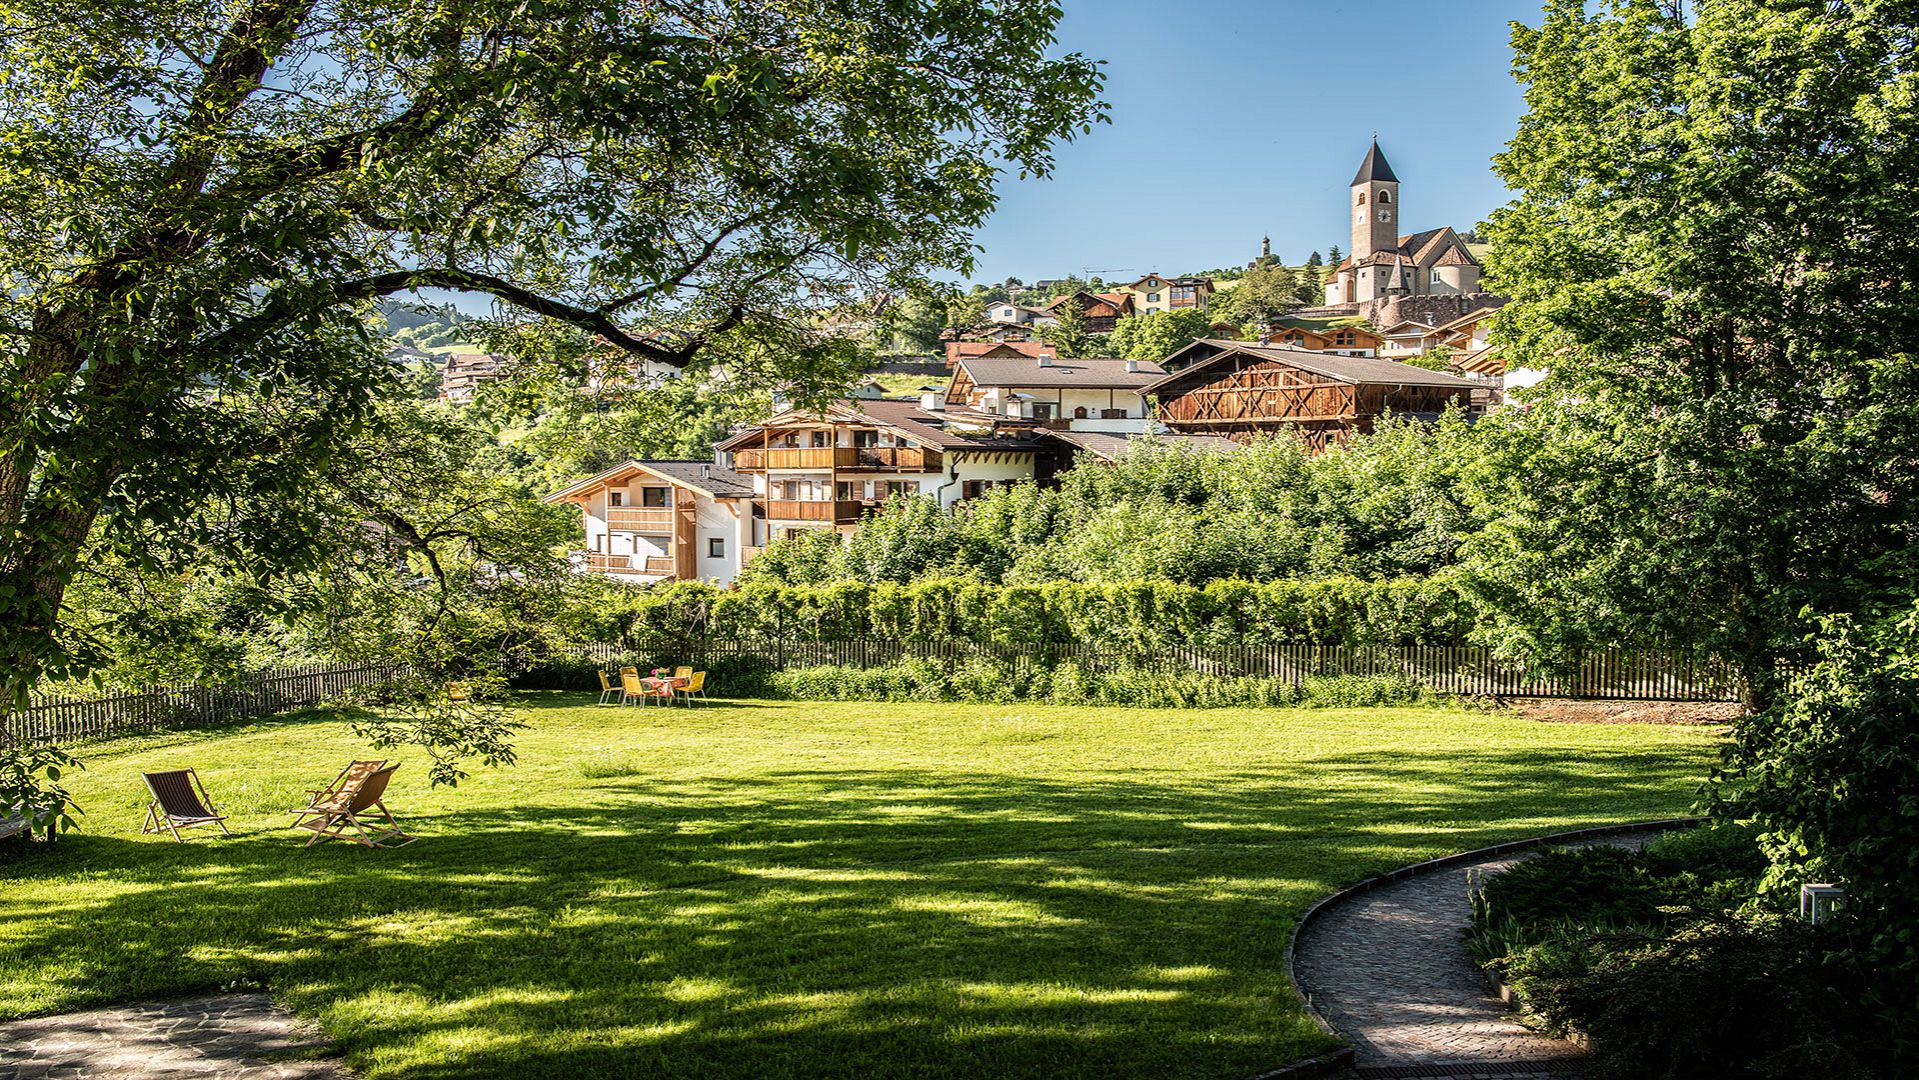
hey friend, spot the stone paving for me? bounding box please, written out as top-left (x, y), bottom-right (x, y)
top-left (0, 993), bottom-right (352, 1079)
top-left (1293, 835), bottom-right (1657, 1080)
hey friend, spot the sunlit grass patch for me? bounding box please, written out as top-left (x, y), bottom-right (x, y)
top-left (0, 695), bottom-right (1720, 1079)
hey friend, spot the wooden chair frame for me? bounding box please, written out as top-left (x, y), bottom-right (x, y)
top-left (292, 760), bottom-right (387, 829)
top-left (296, 764), bottom-right (416, 848)
top-left (141, 768), bottom-right (231, 843)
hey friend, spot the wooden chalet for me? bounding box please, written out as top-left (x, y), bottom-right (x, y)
top-left (543, 460), bottom-right (755, 584)
top-left (1145, 339), bottom-right (1485, 449)
top-left (716, 398), bottom-right (1045, 542)
top-left (1045, 290), bottom-right (1134, 333)
top-left (1263, 324), bottom-right (1383, 356)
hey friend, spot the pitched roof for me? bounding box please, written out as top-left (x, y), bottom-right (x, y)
top-left (956, 355), bottom-right (1167, 390)
top-left (715, 400), bottom-right (1043, 454)
top-left (543, 459), bottom-right (754, 503)
top-left (1431, 305), bottom-right (1504, 335)
top-left (1351, 139), bottom-right (1399, 185)
top-left (945, 340), bottom-right (1055, 365)
top-left (1044, 430), bottom-right (1240, 461)
top-left (1142, 340), bottom-right (1481, 396)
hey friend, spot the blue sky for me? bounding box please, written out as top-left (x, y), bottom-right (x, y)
top-left (963, 0), bottom-right (1546, 284)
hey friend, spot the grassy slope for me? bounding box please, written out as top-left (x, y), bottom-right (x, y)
top-left (0, 697), bottom-right (1719, 1079)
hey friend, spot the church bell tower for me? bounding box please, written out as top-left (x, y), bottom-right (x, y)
top-left (1350, 138), bottom-right (1400, 261)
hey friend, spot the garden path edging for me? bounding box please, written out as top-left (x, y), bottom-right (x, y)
top-left (1263, 816), bottom-right (1701, 1079)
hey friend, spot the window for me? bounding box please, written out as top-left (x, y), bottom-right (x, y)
top-left (836, 481), bottom-right (853, 500)
top-left (1031, 401), bottom-right (1056, 421)
top-left (1357, 192), bottom-right (1367, 205)
top-left (810, 431), bottom-right (828, 447)
top-left (853, 429), bottom-right (880, 447)
top-left (608, 491), bottom-right (624, 507)
top-left (1147, 293), bottom-right (1160, 303)
top-left (1101, 408), bottom-right (1127, 419)
top-left (1432, 269), bottom-right (1444, 284)
top-left (708, 537), bottom-right (725, 559)
top-left (1378, 190), bottom-right (1391, 204)
top-left (641, 487), bottom-right (669, 507)
top-left (886, 480), bottom-right (916, 498)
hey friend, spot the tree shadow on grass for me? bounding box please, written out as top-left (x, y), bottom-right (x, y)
top-left (0, 749), bottom-right (1709, 1080)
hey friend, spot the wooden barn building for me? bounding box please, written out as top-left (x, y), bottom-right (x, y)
top-left (1145, 338), bottom-right (1486, 449)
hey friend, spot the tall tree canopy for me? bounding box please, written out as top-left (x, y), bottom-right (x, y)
top-left (0, 0), bottom-right (1104, 704)
top-left (1466, 0), bottom-right (1919, 695)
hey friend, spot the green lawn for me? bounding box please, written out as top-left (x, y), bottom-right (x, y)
top-left (0, 696), bottom-right (1720, 1079)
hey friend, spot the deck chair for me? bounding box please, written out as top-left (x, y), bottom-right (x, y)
top-left (292, 760), bottom-right (386, 829)
top-left (683, 671), bottom-right (709, 706)
top-left (296, 764), bottom-right (415, 848)
top-left (595, 670), bottom-right (620, 705)
top-left (141, 769), bottom-right (231, 842)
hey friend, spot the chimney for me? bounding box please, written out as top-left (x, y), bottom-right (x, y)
top-left (1125, 359), bottom-right (1140, 373)
top-left (700, 464), bottom-right (710, 479)
top-left (920, 391), bottom-right (945, 412)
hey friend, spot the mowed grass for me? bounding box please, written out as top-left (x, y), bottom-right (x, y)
top-left (0, 696), bottom-right (1721, 1079)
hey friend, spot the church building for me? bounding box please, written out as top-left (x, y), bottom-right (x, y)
top-left (1321, 140), bottom-right (1487, 310)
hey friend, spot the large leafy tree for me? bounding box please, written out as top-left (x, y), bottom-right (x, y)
top-left (1465, 0), bottom-right (1919, 699)
top-left (1107, 309), bottom-right (1212, 362)
top-left (0, 0), bottom-right (1104, 710)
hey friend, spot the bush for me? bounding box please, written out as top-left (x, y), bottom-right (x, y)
top-left (1470, 826), bottom-right (1889, 1078)
top-left (755, 660), bottom-right (1433, 709)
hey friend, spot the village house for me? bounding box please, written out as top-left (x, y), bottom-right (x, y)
top-left (1044, 289), bottom-right (1134, 333)
top-left (944, 352), bottom-right (1166, 432)
top-left (542, 460), bottom-right (756, 585)
top-left (438, 348), bottom-right (507, 402)
top-left (1113, 273), bottom-right (1214, 315)
top-left (716, 398), bottom-right (1048, 544)
top-left (945, 339), bottom-right (1057, 368)
top-left (1147, 338), bottom-right (1486, 449)
top-left (1264, 324), bottom-right (1383, 357)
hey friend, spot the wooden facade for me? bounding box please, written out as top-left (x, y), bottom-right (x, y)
top-left (1148, 340), bottom-right (1483, 450)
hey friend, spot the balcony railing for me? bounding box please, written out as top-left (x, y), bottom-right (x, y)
top-left (605, 507), bottom-right (674, 532)
top-left (848, 446), bottom-right (940, 470)
top-left (765, 499), bottom-right (869, 523)
top-left (573, 551), bottom-right (678, 576)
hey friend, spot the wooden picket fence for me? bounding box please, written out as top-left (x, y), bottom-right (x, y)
top-left (8, 662), bottom-right (397, 745)
top-left (584, 640), bottom-right (1744, 703)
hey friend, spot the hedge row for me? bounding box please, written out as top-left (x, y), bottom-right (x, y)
top-left (515, 654), bottom-right (1439, 709)
top-left (606, 576), bottom-right (1478, 648)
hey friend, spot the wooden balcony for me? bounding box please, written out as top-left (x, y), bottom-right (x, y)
top-left (765, 499), bottom-right (869, 523)
top-left (605, 507), bottom-right (674, 532)
top-left (848, 446), bottom-right (940, 470)
top-left (737, 447), bottom-right (857, 470)
top-left (574, 551), bottom-right (677, 576)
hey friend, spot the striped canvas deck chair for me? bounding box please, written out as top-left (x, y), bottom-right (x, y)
top-left (141, 769), bottom-right (231, 842)
top-left (292, 760), bottom-right (387, 829)
top-left (295, 763), bottom-right (415, 848)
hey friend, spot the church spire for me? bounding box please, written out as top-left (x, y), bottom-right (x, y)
top-left (1351, 138), bottom-right (1398, 185)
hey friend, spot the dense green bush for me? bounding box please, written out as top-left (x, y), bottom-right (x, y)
top-left (763, 661), bottom-right (1434, 709)
top-left (1470, 826), bottom-right (1886, 1078)
top-left (609, 575), bottom-right (1478, 649)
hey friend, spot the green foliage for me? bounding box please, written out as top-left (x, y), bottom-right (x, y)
top-left (0, 742), bottom-right (82, 839)
top-left (747, 417), bottom-right (1487, 588)
top-left (1472, 0), bottom-right (1919, 695)
top-left (1715, 606), bottom-right (1919, 1042)
top-left (614, 575), bottom-right (1476, 648)
top-left (1469, 825), bottom-right (1884, 1078)
top-left (1107, 309), bottom-right (1214, 362)
top-left (1210, 262), bottom-right (1300, 328)
top-left (1039, 297), bottom-right (1093, 358)
top-left (0, 0), bottom-right (1106, 715)
top-left (760, 661), bottom-right (1432, 709)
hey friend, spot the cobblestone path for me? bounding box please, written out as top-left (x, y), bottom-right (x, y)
top-left (1292, 834), bottom-right (1657, 1079)
top-left (0, 993), bottom-right (351, 1079)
